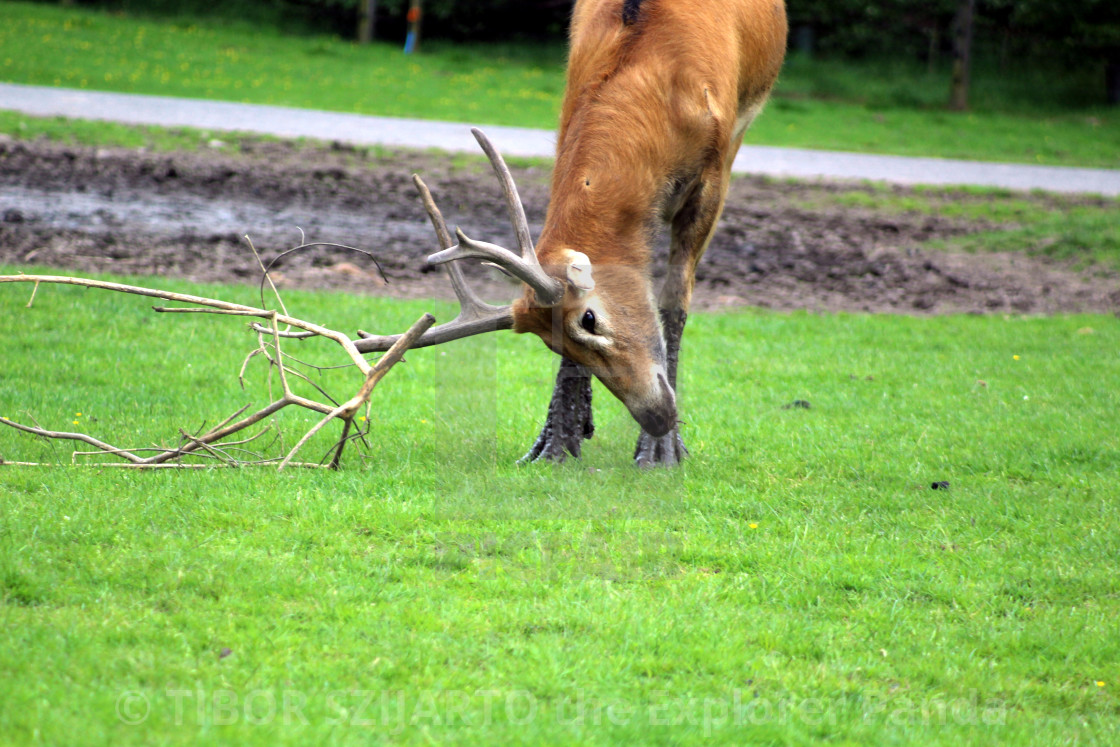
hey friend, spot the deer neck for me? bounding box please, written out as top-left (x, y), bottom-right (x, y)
top-left (537, 117), bottom-right (662, 269)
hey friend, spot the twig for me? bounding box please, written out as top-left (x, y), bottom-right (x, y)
top-left (278, 312), bottom-right (435, 470)
top-left (245, 234), bottom-right (293, 323)
top-left (1, 418), bottom-right (147, 463)
top-left (261, 241), bottom-right (388, 288)
top-left (0, 274), bottom-right (374, 374)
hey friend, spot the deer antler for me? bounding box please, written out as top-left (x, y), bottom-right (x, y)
top-left (357, 128), bottom-right (562, 354)
top-left (355, 173), bottom-right (514, 353)
top-left (426, 128), bottom-right (564, 307)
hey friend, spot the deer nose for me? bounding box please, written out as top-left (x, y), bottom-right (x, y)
top-left (636, 407), bottom-right (675, 437)
top-left (634, 373), bottom-right (676, 437)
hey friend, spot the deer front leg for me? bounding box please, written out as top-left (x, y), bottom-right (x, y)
top-left (634, 162), bottom-right (729, 468)
top-left (519, 356), bottom-right (595, 464)
top-left (633, 307), bottom-right (690, 467)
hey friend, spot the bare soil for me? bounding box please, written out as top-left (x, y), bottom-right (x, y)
top-left (2, 137), bottom-right (1117, 314)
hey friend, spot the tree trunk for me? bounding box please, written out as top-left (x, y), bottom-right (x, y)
top-left (357, 0), bottom-right (377, 44)
top-left (949, 0), bottom-right (975, 111)
top-left (927, 25), bottom-right (940, 75)
top-left (1107, 61), bottom-right (1120, 106)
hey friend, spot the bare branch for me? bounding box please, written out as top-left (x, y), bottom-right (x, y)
top-left (279, 311), bottom-right (435, 470)
top-left (1, 132), bottom-right (541, 469)
top-left (248, 324), bottom-right (316, 339)
top-left (260, 241), bottom-right (388, 290)
top-left (1, 418), bottom-right (147, 463)
top-left (0, 274), bottom-right (374, 374)
top-left (245, 234), bottom-right (293, 323)
top-left (0, 461), bottom-right (326, 470)
top-left (1, 269), bottom-right (436, 469)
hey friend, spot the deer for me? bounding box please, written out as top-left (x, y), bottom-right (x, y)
top-left (356, 0), bottom-right (788, 466)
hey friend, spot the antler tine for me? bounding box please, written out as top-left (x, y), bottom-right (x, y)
top-left (470, 127), bottom-right (535, 260)
top-left (412, 174), bottom-right (507, 322)
top-left (354, 175), bottom-right (515, 354)
top-left (357, 130), bottom-right (566, 354)
top-left (422, 129), bottom-right (563, 305)
top-left (428, 228), bottom-right (563, 307)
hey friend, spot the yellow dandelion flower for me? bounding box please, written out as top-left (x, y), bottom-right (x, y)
top-left (1098, 681), bottom-right (1106, 687)
top-left (73, 420), bottom-right (80, 425)
top-left (1013, 355), bottom-right (1020, 360)
top-left (749, 523), bottom-right (759, 530)
top-left (75, 412), bottom-right (82, 417)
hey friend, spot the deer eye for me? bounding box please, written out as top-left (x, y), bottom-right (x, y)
top-left (580, 309), bottom-right (596, 334)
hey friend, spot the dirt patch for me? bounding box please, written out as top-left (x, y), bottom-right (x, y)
top-left (2, 137), bottom-right (1117, 314)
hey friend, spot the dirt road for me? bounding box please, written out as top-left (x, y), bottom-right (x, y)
top-left (2, 137), bottom-right (1117, 314)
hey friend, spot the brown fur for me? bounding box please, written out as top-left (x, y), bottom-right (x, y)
top-left (513, 0), bottom-right (788, 435)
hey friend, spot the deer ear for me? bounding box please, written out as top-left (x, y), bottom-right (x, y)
top-left (562, 250), bottom-right (595, 292)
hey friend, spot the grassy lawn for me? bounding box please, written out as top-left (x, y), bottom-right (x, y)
top-left (0, 107), bottom-right (236, 151)
top-left (787, 183), bottom-right (1120, 270)
top-left (2, 1), bottom-right (1118, 167)
top-left (2, 269), bottom-right (1118, 743)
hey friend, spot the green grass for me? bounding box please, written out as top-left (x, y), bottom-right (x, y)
top-left (2, 1), bottom-right (1118, 167)
top-left (791, 185), bottom-right (1120, 270)
top-left (949, 206), bottom-right (1120, 269)
top-left (758, 54), bottom-right (1119, 166)
top-left (0, 108), bottom-right (247, 151)
top-left (2, 268), bottom-right (1118, 743)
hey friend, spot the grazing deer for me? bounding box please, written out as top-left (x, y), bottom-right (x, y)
top-left (357, 0), bottom-right (788, 466)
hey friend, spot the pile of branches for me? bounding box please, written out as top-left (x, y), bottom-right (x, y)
top-left (0, 270), bottom-right (434, 470)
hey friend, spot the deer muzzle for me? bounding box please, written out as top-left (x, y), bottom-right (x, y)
top-left (629, 370), bottom-right (677, 437)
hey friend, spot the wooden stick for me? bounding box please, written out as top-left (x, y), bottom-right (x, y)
top-left (278, 312), bottom-right (434, 470)
top-left (2, 272), bottom-right (438, 469)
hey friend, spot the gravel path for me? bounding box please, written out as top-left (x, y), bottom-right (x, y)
top-left (3, 82), bottom-right (1118, 196)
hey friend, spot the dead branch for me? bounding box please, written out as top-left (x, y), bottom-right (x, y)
top-left (277, 307), bottom-right (434, 471)
top-left (0, 272), bottom-right (435, 469)
top-left (1, 274), bottom-right (376, 373)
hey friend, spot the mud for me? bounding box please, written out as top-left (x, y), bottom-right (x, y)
top-left (2, 136), bottom-right (1117, 314)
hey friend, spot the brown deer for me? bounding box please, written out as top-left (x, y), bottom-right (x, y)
top-left (357, 0), bottom-right (788, 466)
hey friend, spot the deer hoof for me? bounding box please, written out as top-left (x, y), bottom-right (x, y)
top-left (518, 429), bottom-right (575, 464)
top-left (633, 427), bottom-right (688, 468)
top-left (517, 414), bottom-right (593, 464)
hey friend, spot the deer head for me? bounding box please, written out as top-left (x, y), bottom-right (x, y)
top-left (509, 253), bottom-right (675, 437)
top-left (355, 129), bottom-right (676, 437)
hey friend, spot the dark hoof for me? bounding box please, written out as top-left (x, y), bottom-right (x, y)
top-left (634, 427), bottom-right (688, 468)
top-left (518, 430), bottom-right (578, 464)
top-left (518, 357), bottom-right (594, 465)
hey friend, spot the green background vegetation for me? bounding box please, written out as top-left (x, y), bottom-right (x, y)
top-left (1, 2), bottom-right (1118, 166)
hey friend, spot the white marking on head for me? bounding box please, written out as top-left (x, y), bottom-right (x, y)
top-left (564, 250), bottom-right (595, 293)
